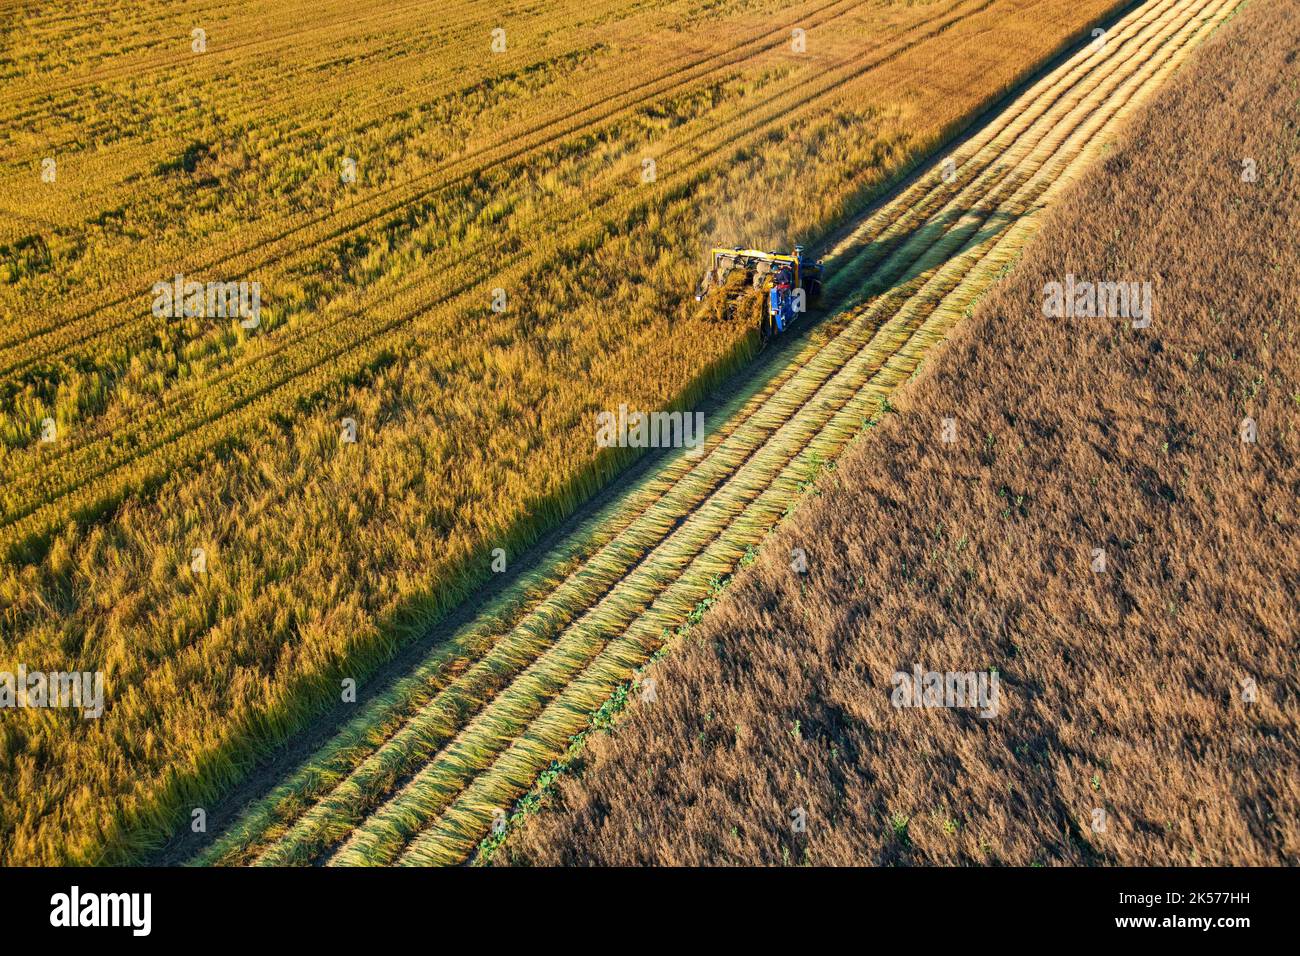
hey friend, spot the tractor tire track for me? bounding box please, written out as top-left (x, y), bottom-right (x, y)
top-left (0, 0), bottom-right (500, 109)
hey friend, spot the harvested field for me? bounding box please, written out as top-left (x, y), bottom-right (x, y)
top-left (499, 0), bottom-right (1299, 866)
top-left (188, 0), bottom-right (1248, 867)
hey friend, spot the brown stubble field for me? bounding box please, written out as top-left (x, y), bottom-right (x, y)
top-left (502, 0), bottom-right (1299, 866)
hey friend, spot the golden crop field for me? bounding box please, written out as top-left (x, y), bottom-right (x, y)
top-left (0, 0), bottom-right (1129, 864)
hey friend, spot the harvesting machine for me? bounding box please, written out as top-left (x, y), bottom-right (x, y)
top-left (694, 245), bottom-right (824, 339)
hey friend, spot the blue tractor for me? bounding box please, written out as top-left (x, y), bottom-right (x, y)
top-left (695, 245), bottom-right (824, 339)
